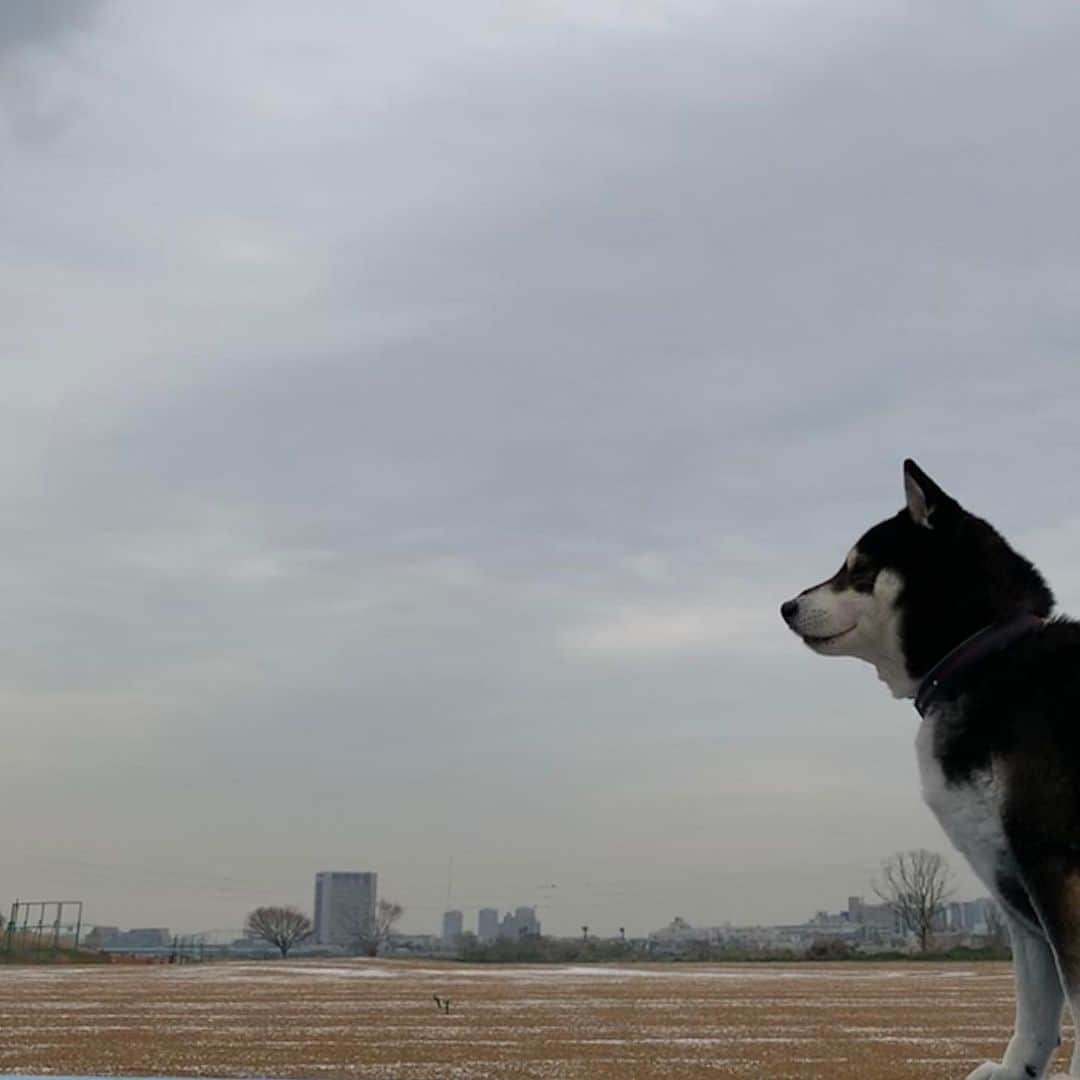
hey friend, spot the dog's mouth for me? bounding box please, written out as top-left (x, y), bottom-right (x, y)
top-left (802, 625), bottom-right (856, 647)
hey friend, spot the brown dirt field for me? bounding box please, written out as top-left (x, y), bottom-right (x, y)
top-left (0, 958), bottom-right (1071, 1079)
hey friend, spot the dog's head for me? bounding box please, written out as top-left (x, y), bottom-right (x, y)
top-left (780, 460), bottom-right (1054, 698)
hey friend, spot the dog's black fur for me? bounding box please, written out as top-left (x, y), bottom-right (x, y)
top-left (855, 461), bottom-right (1054, 679)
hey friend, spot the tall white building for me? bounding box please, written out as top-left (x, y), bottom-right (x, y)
top-left (442, 909), bottom-right (463, 943)
top-left (313, 871), bottom-right (377, 948)
top-left (477, 908), bottom-right (499, 943)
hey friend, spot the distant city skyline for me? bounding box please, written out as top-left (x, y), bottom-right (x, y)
top-left (443, 904), bottom-right (541, 942)
top-left (32, 857), bottom-right (989, 948)
top-left (74, 886), bottom-right (995, 957)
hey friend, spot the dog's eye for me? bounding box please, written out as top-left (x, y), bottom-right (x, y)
top-left (850, 564), bottom-right (877, 592)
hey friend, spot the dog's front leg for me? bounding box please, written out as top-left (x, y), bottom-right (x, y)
top-left (967, 917), bottom-right (1063, 1080)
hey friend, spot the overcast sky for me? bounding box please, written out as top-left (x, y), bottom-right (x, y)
top-left (5, 0), bottom-right (1080, 938)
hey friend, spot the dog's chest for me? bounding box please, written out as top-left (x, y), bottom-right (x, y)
top-left (915, 712), bottom-right (1010, 887)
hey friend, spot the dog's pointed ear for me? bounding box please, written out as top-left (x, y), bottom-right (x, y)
top-left (903, 459), bottom-right (950, 529)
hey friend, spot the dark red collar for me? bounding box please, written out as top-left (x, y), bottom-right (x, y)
top-left (914, 613), bottom-right (1044, 717)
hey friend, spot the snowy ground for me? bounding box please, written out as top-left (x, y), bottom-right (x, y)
top-left (0, 959), bottom-right (1059, 1079)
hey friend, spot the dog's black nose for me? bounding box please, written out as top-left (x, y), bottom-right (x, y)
top-left (780, 599), bottom-right (799, 622)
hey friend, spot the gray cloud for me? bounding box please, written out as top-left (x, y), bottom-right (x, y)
top-left (5, 0), bottom-right (1080, 935)
top-left (0, 0), bottom-right (101, 61)
top-left (0, 0), bottom-right (104, 143)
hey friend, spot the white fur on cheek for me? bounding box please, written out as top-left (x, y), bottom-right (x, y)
top-left (857, 569), bottom-right (916, 698)
top-left (790, 567), bottom-right (917, 699)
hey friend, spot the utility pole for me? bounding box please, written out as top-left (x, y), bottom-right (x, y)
top-left (5, 901), bottom-right (17, 955)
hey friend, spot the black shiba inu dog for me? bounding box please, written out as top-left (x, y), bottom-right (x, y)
top-left (783, 460), bottom-right (1080, 1080)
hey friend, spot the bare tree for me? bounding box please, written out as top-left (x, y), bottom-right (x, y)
top-left (245, 906), bottom-right (312, 957)
top-left (356, 899), bottom-right (404, 957)
top-left (874, 849), bottom-right (953, 952)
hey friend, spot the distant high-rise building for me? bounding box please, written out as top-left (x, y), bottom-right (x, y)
top-left (442, 909), bottom-right (464, 943)
top-left (477, 908), bottom-right (499, 943)
top-left (496, 906), bottom-right (540, 940)
top-left (314, 871), bottom-right (377, 948)
top-left (514, 906), bottom-right (540, 936)
top-left (945, 898), bottom-right (994, 932)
